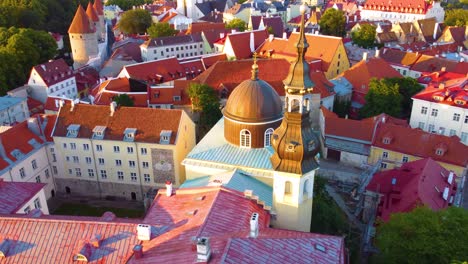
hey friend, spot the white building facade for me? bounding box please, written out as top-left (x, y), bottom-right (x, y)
top-left (0, 96), bottom-right (29, 125)
top-left (361, 1), bottom-right (445, 24)
top-left (140, 34), bottom-right (205, 61)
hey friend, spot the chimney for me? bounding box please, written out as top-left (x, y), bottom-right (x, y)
top-left (268, 34), bottom-right (274, 42)
top-left (448, 171), bottom-right (454, 185)
top-left (250, 213), bottom-right (259, 238)
top-left (219, 32), bottom-right (225, 39)
top-left (293, 27), bottom-right (297, 33)
top-left (346, 15), bottom-right (349, 24)
top-left (133, 245), bottom-right (143, 259)
top-left (27, 118), bottom-right (41, 137)
top-left (433, 22), bottom-right (439, 40)
top-left (137, 224), bottom-right (151, 241)
top-left (70, 100), bottom-right (75, 112)
top-left (375, 49), bottom-right (380, 58)
top-left (362, 52), bottom-right (368, 62)
top-left (110, 101), bottom-right (117, 116)
top-left (382, 116), bottom-right (386, 123)
top-left (196, 237), bottom-right (211, 262)
top-left (441, 66), bottom-right (446, 72)
top-left (439, 83), bottom-right (445, 89)
top-left (250, 31), bottom-right (255, 52)
top-left (165, 181), bottom-right (173, 197)
top-left (231, 29), bottom-right (236, 34)
top-left (354, 15), bottom-right (357, 21)
top-left (282, 31), bottom-right (287, 39)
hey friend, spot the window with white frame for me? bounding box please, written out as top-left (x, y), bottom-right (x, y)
top-left (129, 161), bottom-right (135, 167)
top-left (100, 170), bottom-right (107, 179)
top-left (31, 159), bottom-right (37, 170)
top-left (141, 148), bottom-right (147, 155)
top-left (24, 206), bottom-right (31, 214)
top-left (114, 146), bottom-right (120, 153)
top-left (35, 175), bottom-right (41, 183)
top-left (131, 172), bottom-right (137, 181)
top-left (264, 128), bottom-right (274, 147)
top-left (68, 169), bottom-right (72, 174)
top-left (83, 144), bottom-right (89, 151)
top-left (431, 109), bottom-right (438, 117)
top-left (52, 153), bottom-right (56, 162)
top-left (73, 156), bottom-right (79, 163)
top-left (45, 169), bottom-right (50, 178)
top-left (465, 115), bottom-right (468, 124)
top-left (75, 168), bottom-right (81, 177)
top-left (96, 145), bottom-right (103, 152)
top-left (63, 143), bottom-right (67, 149)
top-left (53, 166), bottom-right (57, 174)
top-left (34, 198), bottom-right (41, 209)
top-left (420, 106), bottom-right (428, 115)
top-left (127, 147), bottom-right (134, 154)
top-left (142, 161), bottom-right (149, 168)
top-left (418, 122), bottom-right (425, 129)
top-left (461, 132), bottom-right (468, 144)
top-left (380, 162), bottom-right (388, 169)
top-left (428, 124), bottom-right (435, 133)
top-left (115, 159), bottom-right (121, 166)
top-left (66, 156), bottom-right (70, 162)
top-left (240, 129), bottom-right (251, 148)
top-left (382, 151), bottom-right (389, 159)
top-left (98, 158), bottom-right (105, 165)
top-left (85, 157), bottom-right (92, 164)
top-left (19, 167), bottom-right (25, 178)
top-left (70, 143), bottom-right (76, 149)
top-left (453, 113), bottom-right (461, 122)
top-left (88, 169), bottom-right (94, 177)
top-left (144, 174), bottom-right (151, 182)
top-left (449, 129), bottom-right (456, 136)
top-left (117, 171), bottom-right (124, 180)
top-left (402, 156), bottom-right (409, 163)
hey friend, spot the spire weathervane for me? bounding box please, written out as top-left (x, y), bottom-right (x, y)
top-left (251, 52), bottom-right (259, 80)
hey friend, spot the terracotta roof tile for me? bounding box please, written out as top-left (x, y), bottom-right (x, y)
top-left (120, 57), bottom-right (185, 84)
top-left (411, 54), bottom-right (468, 74)
top-left (27, 97), bottom-right (44, 115)
top-left (68, 5), bottom-right (94, 34)
top-left (32, 59), bottom-right (74, 87)
top-left (0, 122), bottom-right (44, 163)
top-left (53, 104), bottom-right (182, 144)
top-left (367, 158), bottom-right (458, 221)
top-left (262, 16), bottom-right (284, 37)
top-left (226, 30), bottom-right (268, 59)
top-left (379, 48), bottom-right (422, 67)
top-left (412, 77), bottom-right (468, 109)
top-left (44, 96), bottom-right (73, 112)
top-left (187, 22), bottom-right (225, 35)
top-left (0, 181), bottom-right (46, 214)
top-left (364, 0), bottom-right (429, 13)
top-left (93, 0), bottom-right (104, 15)
top-left (86, 2), bottom-right (99, 22)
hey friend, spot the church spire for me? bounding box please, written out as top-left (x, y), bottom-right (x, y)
top-left (282, 3), bottom-right (315, 93)
top-left (251, 52), bottom-right (259, 80)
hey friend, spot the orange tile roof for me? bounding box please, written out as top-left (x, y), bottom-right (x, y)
top-left (32, 58), bottom-right (74, 87)
top-left (0, 122), bottom-right (45, 163)
top-left (363, 0), bottom-right (429, 13)
top-left (120, 57), bottom-right (185, 84)
top-left (373, 123), bottom-right (468, 167)
top-left (44, 96), bottom-right (73, 112)
top-left (68, 5), bottom-right (94, 34)
top-left (93, 0), bottom-right (104, 16)
top-left (257, 33), bottom-right (345, 72)
top-left (86, 2), bottom-right (99, 22)
top-left (412, 77), bottom-right (468, 109)
top-left (226, 30), bottom-right (268, 59)
top-left (54, 104), bottom-right (182, 144)
top-left (379, 48), bottom-right (421, 67)
top-left (411, 54), bottom-right (468, 74)
top-left (187, 22), bottom-right (225, 34)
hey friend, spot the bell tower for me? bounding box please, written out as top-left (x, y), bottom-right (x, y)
top-left (270, 3), bottom-right (320, 232)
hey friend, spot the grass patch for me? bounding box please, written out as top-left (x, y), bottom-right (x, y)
top-left (53, 202), bottom-right (145, 218)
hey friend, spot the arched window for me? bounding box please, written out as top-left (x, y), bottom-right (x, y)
top-left (290, 99), bottom-right (300, 112)
top-left (285, 181), bottom-right (292, 195)
top-left (264, 128), bottom-right (274, 147)
top-left (240, 129), bottom-right (251, 148)
top-left (303, 179), bottom-right (310, 196)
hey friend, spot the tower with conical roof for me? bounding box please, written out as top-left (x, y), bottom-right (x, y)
top-left (93, 0), bottom-right (106, 39)
top-left (269, 3), bottom-right (320, 232)
top-left (68, 4), bottom-right (98, 69)
top-left (86, 2), bottom-right (101, 42)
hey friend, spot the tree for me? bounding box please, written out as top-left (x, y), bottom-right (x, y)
top-left (373, 207), bottom-right (468, 264)
top-left (187, 83), bottom-right (222, 128)
top-left (333, 98), bottom-right (351, 118)
top-left (113, 94), bottom-right (134, 107)
top-left (388, 77), bottom-right (423, 117)
top-left (351, 24), bottom-right (376, 48)
top-left (117, 9), bottom-right (152, 35)
top-left (319, 8), bottom-right (346, 37)
top-left (226, 18), bottom-right (246, 32)
top-left (360, 78), bottom-right (402, 118)
top-left (444, 9), bottom-right (468, 27)
top-left (147, 22), bottom-right (178, 38)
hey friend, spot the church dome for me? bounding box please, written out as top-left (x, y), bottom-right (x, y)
top-left (224, 78), bottom-right (282, 123)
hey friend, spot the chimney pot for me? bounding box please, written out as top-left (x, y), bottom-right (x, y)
top-left (166, 181), bottom-right (173, 197)
top-left (133, 245), bottom-right (143, 259)
top-left (70, 100), bottom-right (75, 112)
top-left (362, 52), bottom-right (368, 62)
top-left (110, 101), bottom-right (117, 116)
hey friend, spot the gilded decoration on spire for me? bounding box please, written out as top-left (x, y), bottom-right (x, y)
top-left (251, 52), bottom-right (259, 80)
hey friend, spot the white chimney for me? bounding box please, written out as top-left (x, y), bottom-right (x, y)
top-left (165, 181), bottom-right (173, 197)
top-left (282, 31), bottom-right (287, 39)
top-left (196, 237), bottom-right (211, 262)
top-left (231, 29), bottom-right (237, 34)
top-left (354, 15), bottom-right (357, 21)
top-left (250, 213), bottom-right (259, 238)
top-left (70, 100), bottom-right (75, 112)
top-left (250, 31), bottom-right (255, 52)
top-left (375, 49), bottom-right (380, 58)
top-left (448, 171), bottom-right (454, 185)
top-left (220, 32), bottom-right (225, 39)
top-left (362, 52), bottom-right (368, 61)
top-left (110, 101), bottom-right (117, 116)
top-left (382, 116), bottom-right (386, 123)
top-left (59, 100), bottom-right (65, 108)
top-left (137, 224), bottom-right (151, 241)
top-left (346, 15), bottom-right (349, 24)
top-left (433, 22), bottom-right (439, 40)
top-left (268, 34), bottom-right (274, 42)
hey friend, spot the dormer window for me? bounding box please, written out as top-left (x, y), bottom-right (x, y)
top-left (67, 124), bottom-right (80, 138)
top-left (455, 100), bottom-right (466, 106)
top-left (11, 149), bottom-right (24, 160)
top-left (383, 137), bottom-right (391, 144)
top-left (435, 148), bottom-right (445, 156)
top-left (123, 128), bottom-right (137, 142)
top-left (173, 95), bottom-right (181, 101)
top-left (159, 130), bottom-right (172, 144)
top-left (92, 126), bottom-right (106, 140)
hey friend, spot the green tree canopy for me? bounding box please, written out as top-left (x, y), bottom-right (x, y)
top-left (319, 8), bottom-right (346, 37)
top-left (113, 94), bottom-right (134, 107)
top-left (351, 24), bottom-right (377, 48)
top-left (105, 0), bottom-right (152, 11)
top-left (147, 22), bottom-right (178, 38)
top-left (389, 77), bottom-right (423, 117)
top-left (118, 9), bottom-right (152, 35)
top-left (187, 83), bottom-right (222, 128)
top-left (444, 9), bottom-right (468, 26)
top-left (226, 18), bottom-right (246, 32)
top-left (360, 78), bottom-right (402, 118)
top-left (373, 207), bottom-right (468, 264)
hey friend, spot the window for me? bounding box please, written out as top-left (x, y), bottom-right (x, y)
top-left (96, 145), bottom-right (103, 152)
top-left (421, 106), bottom-right (428, 115)
top-left (24, 206), bottom-right (31, 214)
top-left (449, 129), bottom-right (456, 136)
top-left (142, 161), bottom-right (149, 168)
top-left (19, 167), bottom-right (25, 178)
top-left (52, 153), bottom-right (57, 162)
top-left (66, 156), bottom-right (70, 162)
top-left (63, 143), bottom-right (67, 149)
top-left (402, 156), bottom-right (409, 163)
top-left (117, 171), bottom-right (124, 180)
top-left (141, 148), bottom-right (147, 155)
top-left (45, 169), bottom-right (50, 178)
top-left (439, 127), bottom-right (445, 135)
top-left (114, 160), bottom-right (122, 167)
top-left (68, 169), bottom-right (72, 175)
top-left (100, 170), bottom-right (107, 179)
top-left (131, 172), bottom-right (137, 181)
top-left (98, 158), bottom-right (105, 165)
top-left (127, 147), bottom-right (134, 154)
top-left (428, 124), bottom-right (435, 133)
top-left (83, 144), bottom-right (90, 151)
top-left (465, 115), bottom-right (468, 124)
top-left (240, 129), bottom-right (251, 148)
top-left (75, 168), bottom-right (81, 177)
top-left (34, 198), bottom-right (41, 209)
top-left (380, 162), bottom-right (388, 169)
top-left (32, 160), bottom-right (37, 170)
top-left (70, 143), bottom-right (76, 149)
top-left (382, 152), bottom-right (389, 159)
top-left (418, 122), bottom-right (425, 129)
top-left (114, 146), bottom-right (120, 153)
top-left (284, 181), bottom-right (292, 194)
top-left (35, 175), bottom-right (41, 183)
top-left (461, 132), bottom-right (468, 144)
top-left (144, 174), bottom-right (151, 182)
top-left (53, 166), bottom-right (58, 174)
top-left (264, 128), bottom-right (274, 147)
top-left (88, 169), bottom-right (94, 177)
top-left (85, 157), bottom-right (92, 164)
top-left (129, 161), bottom-right (135, 167)
top-left (73, 156), bottom-right (79, 163)
top-left (436, 149), bottom-right (444, 156)
top-left (453, 113), bottom-right (461, 122)
top-left (431, 109), bottom-right (438, 117)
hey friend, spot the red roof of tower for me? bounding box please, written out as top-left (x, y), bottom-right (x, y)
top-left (93, 0), bottom-right (104, 16)
top-left (68, 5), bottom-right (94, 34)
top-left (86, 2), bottom-right (99, 22)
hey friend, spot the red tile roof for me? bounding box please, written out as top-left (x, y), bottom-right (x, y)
top-left (75, 66), bottom-right (100, 93)
top-left (27, 97), bottom-right (44, 115)
top-left (363, 0), bottom-right (429, 14)
top-left (412, 77), bottom-right (468, 109)
top-left (201, 53), bottom-right (227, 69)
top-left (411, 54), bottom-right (468, 74)
top-left (0, 122), bottom-right (45, 163)
top-left (187, 22), bottom-right (226, 35)
top-left (379, 48), bottom-right (421, 67)
top-left (93, 0), bottom-right (104, 16)
top-left (86, 2), bottom-right (99, 22)
top-left (130, 187), bottom-right (345, 263)
top-left (367, 158), bottom-right (458, 221)
top-left (53, 104), bottom-right (182, 144)
top-left (68, 5), bottom-right (94, 34)
top-left (32, 59), bottom-right (74, 87)
top-left (373, 122), bottom-right (468, 167)
top-left (44, 96), bottom-right (73, 112)
top-left (0, 180), bottom-right (46, 214)
top-left (119, 57), bottom-right (185, 84)
top-left (417, 71), bottom-right (465, 85)
top-left (261, 16), bottom-right (284, 38)
top-left (226, 30), bottom-right (268, 59)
